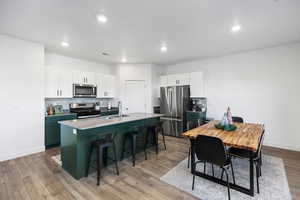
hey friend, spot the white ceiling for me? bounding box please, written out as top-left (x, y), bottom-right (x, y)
top-left (1, 0), bottom-right (300, 65)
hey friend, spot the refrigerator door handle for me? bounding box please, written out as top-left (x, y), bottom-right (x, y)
top-left (167, 88), bottom-right (172, 115)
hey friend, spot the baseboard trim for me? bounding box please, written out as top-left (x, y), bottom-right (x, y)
top-left (0, 146), bottom-right (45, 162)
top-left (263, 142), bottom-right (300, 152)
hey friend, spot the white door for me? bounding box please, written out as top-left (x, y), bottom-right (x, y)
top-left (124, 81), bottom-right (147, 114)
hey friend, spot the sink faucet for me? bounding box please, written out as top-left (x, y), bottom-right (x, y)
top-left (118, 101), bottom-right (122, 117)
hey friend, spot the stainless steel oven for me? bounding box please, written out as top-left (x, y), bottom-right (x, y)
top-left (73, 84), bottom-right (97, 98)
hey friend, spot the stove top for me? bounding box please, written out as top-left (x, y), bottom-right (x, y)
top-left (69, 103), bottom-right (101, 118)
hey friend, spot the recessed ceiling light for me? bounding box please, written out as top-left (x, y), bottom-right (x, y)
top-left (231, 25), bottom-right (241, 33)
top-left (121, 57), bottom-right (127, 63)
top-left (61, 41), bottom-right (69, 47)
top-left (160, 45), bottom-right (167, 53)
top-left (97, 15), bottom-right (107, 23)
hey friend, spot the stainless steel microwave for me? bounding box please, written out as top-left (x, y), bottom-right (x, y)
top-left (73, 84), bottom-right (97, 98)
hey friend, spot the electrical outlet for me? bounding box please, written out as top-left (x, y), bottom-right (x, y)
top-left (73, 129), bottom-right (77, 135)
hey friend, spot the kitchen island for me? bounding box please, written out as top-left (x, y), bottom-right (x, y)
top-left (59, 113), bottom-right (163, 179)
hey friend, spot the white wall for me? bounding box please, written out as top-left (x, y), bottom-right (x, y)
top-left (164, 43), bottom-right (300, 151)
top-left (116, 64), bottom-right (162, 113)
top-left (45, 52), bottom-right (115, 75)
top-left (0, 35), bottom-right (45, 161)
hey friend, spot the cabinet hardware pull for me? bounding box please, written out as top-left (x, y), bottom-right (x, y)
top-left (60, 90), bottom-right (62, 96)
top-left (57, 90), bottom-right (59, 96)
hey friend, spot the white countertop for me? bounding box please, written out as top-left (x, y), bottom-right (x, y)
top-left (58, 113), bottom-right (164, 130)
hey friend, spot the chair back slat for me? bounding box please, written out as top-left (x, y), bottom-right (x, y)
top-left (256, 129), bottom-right (265, 156)
top-left (194, 135), bottom-right (227, 166)
top-left (232, 116), bottom-right (244, 123)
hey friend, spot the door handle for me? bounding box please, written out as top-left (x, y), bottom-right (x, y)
top-left (57, 90), bottom-right (59, 96)
top-left (60, 90), bottom-right (62, 96)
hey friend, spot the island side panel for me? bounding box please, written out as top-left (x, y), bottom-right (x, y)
top-left (75, 117), bottom-right (160, 179)
top-left (60, 125), bottom-right (78, 179)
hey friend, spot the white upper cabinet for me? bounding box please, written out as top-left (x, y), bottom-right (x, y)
top-left (159, 71), bottom-right (204, 97)
top-left (160, 76), bottom-right (168, 87)
top-left (73, 71), bottom-right (96, 85)
top-left (96, 74), bottom-right (116, 98)
top-left (160, 73), bottom-right (190, 86)
top-left (45, 68), bottom-right (73, 98)
top-left (178, 73), bottom-right (190, 85)
top-left (190, 71), bottom-right (204, 97)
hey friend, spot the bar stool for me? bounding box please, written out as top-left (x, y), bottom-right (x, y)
top-left (121, 126), bottom-right (144, 167)
top-left (86, 133), bottom-right (119, 186)
top-left (144, 121), bottom-right (167, 160)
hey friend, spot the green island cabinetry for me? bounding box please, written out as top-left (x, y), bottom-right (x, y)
top-left (45, 113), bottom-right (77, 148)
top-left (59, 113), bottom-right (162, 180)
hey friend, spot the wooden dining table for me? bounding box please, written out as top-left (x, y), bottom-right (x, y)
top-left (182, 120), bottom-right (264, 197)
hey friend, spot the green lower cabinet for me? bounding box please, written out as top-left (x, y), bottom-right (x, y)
top-left (186, 111), bottom-right (206, 128)
top-left (45, 114), bottom-right (76, 148)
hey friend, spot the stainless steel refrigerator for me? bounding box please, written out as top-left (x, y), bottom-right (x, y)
top-left (160, 85), bottom-right (190, 137)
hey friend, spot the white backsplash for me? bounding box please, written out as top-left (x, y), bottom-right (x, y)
top-left (45, 98), bottom-right (118, 111)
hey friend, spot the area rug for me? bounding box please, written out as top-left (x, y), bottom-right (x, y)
top-left (160, 155), bottom-right (291, 200)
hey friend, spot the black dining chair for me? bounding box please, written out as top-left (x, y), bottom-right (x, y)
top-left (192, 135), bottom-right (236, 200)
top-left (187, 120), bottom-right (216, 176)
top-left (232, 116), bottom-right (244, 123)
top-left (187, 120), bottom-right (201, 169)
top-left (228, 129), bottom-right (265, 193)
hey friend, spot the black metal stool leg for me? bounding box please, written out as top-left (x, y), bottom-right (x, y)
top-left (211, 164), bottom-right (215, 177)
top-left (132, 134), bottom-right (137, 166)
top-left (86, 145), bottom-right (94, 177)
top-left (161, 128), bottom-right (167, 150)
top-left (112, 141), bottom-right (119, 175)
top-left (155, 128), bottom-right (159, 155)
top-left (121, 134), bottom-right (127, 161)
top-left (144, 130), bottom-right (149, 160)
top-left (204, 162), bottom-right (206, 174)
top-left (97, 146), bottom-right (101, 186)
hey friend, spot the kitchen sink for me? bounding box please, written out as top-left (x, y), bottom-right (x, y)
top-left (104, 114), bottom-right (129, 119)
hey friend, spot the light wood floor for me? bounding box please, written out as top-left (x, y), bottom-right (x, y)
top-left (1, 136), bottom-right (300, 200)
